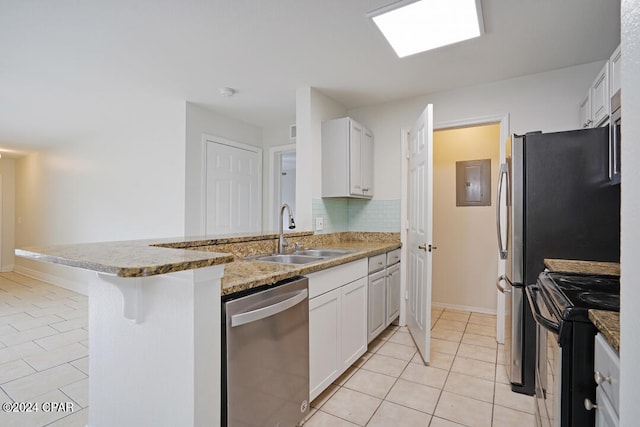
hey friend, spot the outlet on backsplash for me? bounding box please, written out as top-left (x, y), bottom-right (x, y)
top-left (315, 216), bottom-right (324, 231)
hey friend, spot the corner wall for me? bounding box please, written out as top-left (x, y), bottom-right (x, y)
top-left (0, 159), bottom-right (16, 271)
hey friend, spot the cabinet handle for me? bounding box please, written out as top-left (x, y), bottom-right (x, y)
top-left (418, 244), bottom-right (427, 251)
top-left (584, 398), bottom-right (598, 411)
top-left (594, 371), bottom-right (612, 385)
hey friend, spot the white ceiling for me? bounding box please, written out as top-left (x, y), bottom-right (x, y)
top-left (0, 0), bottom-right (620, 153)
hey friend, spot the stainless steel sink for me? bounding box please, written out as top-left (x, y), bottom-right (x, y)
top-left (249, 248), bottom-right (355, 265)
top-left (294, 249), bottom-right (355, 257)
top-left (253, 254), bottom-right (325, 265)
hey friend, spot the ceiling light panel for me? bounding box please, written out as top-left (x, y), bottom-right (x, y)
top-left (371, 0), bottom-right (484, 58)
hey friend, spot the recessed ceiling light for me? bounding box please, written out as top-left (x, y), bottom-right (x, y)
top-left (369, 0), bottom-right (484, 58)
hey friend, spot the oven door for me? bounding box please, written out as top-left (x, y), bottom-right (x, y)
top-left (526, 285), bottom-right (562, 427)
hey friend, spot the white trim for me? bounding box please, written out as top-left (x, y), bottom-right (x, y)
top-left (434, 113), bottom-right (508, 131)
top-left (268, 144), bottom-right (296, 231)
top-left (2, 264), bottom-right (14, 273)
top-left (399, 128), bottom-right (409, 327)
top-left (200, 134), bottom-right (263, 235)
top-left (13, 264), bottom-right (89, 296)
top-left (432, 302), bottom-right (497, 316)
top-left (402, 112), bottom-right (510, 339)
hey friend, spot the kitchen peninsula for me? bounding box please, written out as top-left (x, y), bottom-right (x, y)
top-left (16, 231), bottom-right (400, 427)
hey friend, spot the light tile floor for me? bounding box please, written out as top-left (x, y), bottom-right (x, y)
top-left (0, 272), bottom-right (88, 427)
top-left (0, 272), bottom-right (537, 427)
top-left (304, 308), bottom-right (536, 427)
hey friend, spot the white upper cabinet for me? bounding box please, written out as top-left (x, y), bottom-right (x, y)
top-left (610, 44), bottom-right (622, 99)
top-left (591, 61), bottom-right (610, 127)
top-left (579, 44), bottom-right (622, 129)
top-left (579, 95), bottom-right (592, 128)
top-left (322, 117), bottom-right (374, 199)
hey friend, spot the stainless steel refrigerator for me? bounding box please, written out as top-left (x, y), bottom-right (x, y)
top-left (496, 127), bottom-right (620, 395)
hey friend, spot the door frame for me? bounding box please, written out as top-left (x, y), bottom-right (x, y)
top-left (201, 134), bottom-right (263, 235)
top-left (400, 113), bottom-right (509, 343)
top-left (267, 143), bottom-right (296, 232)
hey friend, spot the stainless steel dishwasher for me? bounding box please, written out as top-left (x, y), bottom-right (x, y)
top-left (222, 276), bottom-right (309, 427)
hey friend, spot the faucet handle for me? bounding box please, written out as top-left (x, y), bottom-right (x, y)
top-left (294, 242), bottom-right (303, 250)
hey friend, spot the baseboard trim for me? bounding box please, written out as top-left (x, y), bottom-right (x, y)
top-left (13, 265), bottom-right (89, 296)
top-left (2, 264), bottom-right (15, 273)
top-left (432, 302), bottom-right (496, 315)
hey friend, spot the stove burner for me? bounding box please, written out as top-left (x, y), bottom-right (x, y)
top-left (578, 292), bottom-right (620, 311)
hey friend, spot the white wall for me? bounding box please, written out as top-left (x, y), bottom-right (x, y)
top-left (348, 61), bottom-right (606, 200)
top-left (184, 102), bottom-right (263, 236)
top-left (14, 100), bottom-right (187, 294)
top-left (619, 1), bottom-right (639, 424)
top-left (0, 159), bottom-right (16, 271)
top-left (261, 118), bottom-right (295, 232)
top-left (295, 87), bottom-right (347, 230)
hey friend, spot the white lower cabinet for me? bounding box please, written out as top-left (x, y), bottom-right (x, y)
top-left (309, 289), bottom-right (341, 400)
top-left (340, 277), bottom-right (368, 368)
top-left (308, 259), bottom-right (368, 401)
top-left (594, 333), bottom-right (619, 427)
top-left (386, 263), bottom-right (401, 324)
top-left (367, 270), bottom-right (386, 343)
top-left (367, 249), bottom-right (402, 343)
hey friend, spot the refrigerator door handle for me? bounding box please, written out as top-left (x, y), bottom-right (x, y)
top-left (496, 163), bottom-right (510, 260)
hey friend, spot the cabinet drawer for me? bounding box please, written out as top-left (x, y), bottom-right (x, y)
top-left (386, 249), bottom-right (401, 266)
top-left (595, 333), bottom-right (619, 414)
top-left (307, 258), bottom-right (368, 299)
top-left (368, 254), bottom-right (386, 273)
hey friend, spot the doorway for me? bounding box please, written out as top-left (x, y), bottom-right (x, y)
top-left (432, 123), bottom-right (501, 313)
top-left (269, 144), bottom-right (296, 231)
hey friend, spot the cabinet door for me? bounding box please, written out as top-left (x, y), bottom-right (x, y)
top-left (341, 277), bottom-right (368, 368)
top-left (349, 120), bottom-right (364, 196)
top-left (309, 289), bottom-right (341, 401)
top-left (610, 44), bottom-right (621, 97)
top-left (579, 95), bottom-right (592, 128)
top-left (386, 263), bottom-right (401, 325)
top-left (591, 62), bottom-right (610, 127)
top-left (361, 130), bottom-right (374, 197)
top-left (367, 270), bottom-right (386, 343)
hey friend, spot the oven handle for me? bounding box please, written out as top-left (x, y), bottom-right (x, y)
top-left (525, 285), bottom-right (560, 334)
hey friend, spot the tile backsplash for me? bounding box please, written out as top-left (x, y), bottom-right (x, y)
top-left (312, 198), bottom-right (401, 233)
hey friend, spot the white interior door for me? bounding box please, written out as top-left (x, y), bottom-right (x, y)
top-left (205, 139), bottom-right (262, 234)
top-left (406, 105), bottom-right (434, 363)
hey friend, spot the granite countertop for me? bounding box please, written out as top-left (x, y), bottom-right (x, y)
top-left (15, 239), bottom-right (235, 278)
top-left (589, 309), bottom-right (620, 353)
top-left (16, 232), bottom-right (401, 296)
top-left (219, 241), bottom-right (401, 295)
top-left (544, 259), bottom-right (620, 276)
top-left (15, 231), bottom-right (314, 278)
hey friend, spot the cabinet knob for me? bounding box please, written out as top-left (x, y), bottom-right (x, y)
top-left (584, 398), bottom-right (598, 411)
top-left (594, 371), bottom-right (612, 385)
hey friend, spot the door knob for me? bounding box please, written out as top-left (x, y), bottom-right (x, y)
top-left (418, 244), bottom-right (427, 251)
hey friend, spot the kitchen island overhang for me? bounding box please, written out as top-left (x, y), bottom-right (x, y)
top-left (15, 231), bottom-right (401, 426)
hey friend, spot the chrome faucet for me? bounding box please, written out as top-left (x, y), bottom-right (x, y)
top-left (278, 204), bottom-right (296, 254)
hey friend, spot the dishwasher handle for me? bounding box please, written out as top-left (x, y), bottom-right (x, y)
top-left (231, 289), bottom-right (308, 327)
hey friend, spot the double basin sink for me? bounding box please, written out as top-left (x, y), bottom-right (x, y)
top-left (250, 249), bottom-right (356, 265)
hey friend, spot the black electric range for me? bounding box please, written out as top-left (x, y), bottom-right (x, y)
top-left (526, 271), bottom-right (620, 427)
